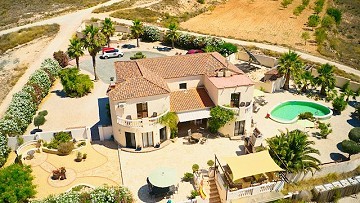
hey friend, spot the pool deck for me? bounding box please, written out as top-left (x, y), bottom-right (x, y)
top-left (253, 90), bottom-right (359, 163)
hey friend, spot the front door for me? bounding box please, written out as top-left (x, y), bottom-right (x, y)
top-left (142, 132), bottom-right (154, 148)
top-left (160, 127), bottom-right (167, 142)
top-left (234, 121), bottom-right (245, 136)
top-left (125, 132), bottom-right (136, 148)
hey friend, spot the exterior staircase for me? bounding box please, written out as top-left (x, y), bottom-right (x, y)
top-left (204, 177), bottom-right (221, 203)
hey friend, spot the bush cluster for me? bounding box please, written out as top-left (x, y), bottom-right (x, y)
top-left (53, 50), bottom-right (69, 68)
top-left (32, 186), bottom-right (133, 203)
top-left (298, 112), bottom-right (314, 120)
top-left (0, 59), bottom-right (61, 137)
top-left (208, 106), bottom-right (235, 133)
top-left (293, 0), bottom-right (310, 16)
top-left (327, 8), bottom-right (342, 24)
top-left (314, 0), bottom-right (325, 14)
top-left (44, 131), bottom-right (72, 149)
top-left (308, 15), bottom-right (320, 27)
top-left (130, 52), bottom-right (146, 60)
top-left (141, 26), bottom-right (160, 42)
top-left (59, 68), bottom-right (94, 97)
top-left (0, 132), bottom-right (10, 167)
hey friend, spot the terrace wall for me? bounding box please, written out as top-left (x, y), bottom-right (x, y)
top-left (236, 51), bottom-right (278, 68)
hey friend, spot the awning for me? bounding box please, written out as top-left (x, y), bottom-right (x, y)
top-left (148, 167), bottom-right (177, 188)
top-left (177, 109), bottom-right (211, 122)
top-left (224, 150), bottom-right (284, 182)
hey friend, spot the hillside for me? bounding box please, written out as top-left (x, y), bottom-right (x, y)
top-left (0, 0), bottom-right (108, 30)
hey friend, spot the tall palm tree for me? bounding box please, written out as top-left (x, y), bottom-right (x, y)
top-left (82, 25), bottom-right (106, 80)
top-left (101, 18), bottom-right (115, 47)
top-left (166, 22), bottom-right (179, 49)
top-left (67, 36), bottom-right (84, 70)
top-left (130, 19), bottom-right (144, 47)
top-left (267, 129), bottom-right (321, 174)
top-left (295, 70), bottom-right (314, 93)
top-left (316, 63), bottom-right (336, 96)
top-left (277, 50), bottom-right (303, 90)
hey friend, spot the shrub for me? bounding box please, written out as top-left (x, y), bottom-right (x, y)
top-left (207, 160), bottom-right (214, 167)
top-left (33, 115), bottom-right (46, 129)
top-left (189, 190), bottom-right (199, 199)
top-left (54, 132), bottom-right (72, 143)
top-left (315, 28), bottom-right (327, 44)
top-left (59, 68), bottom-right (94, 98)
top-left (192, 164), bottom-right (199, 173)
top-left (298, 112), bottom-right (314, 120)
top-left (53, 51), bottom-right (69, 68)
top-left (183, 172), bottom-right (194, 182)
top-left (0, 118), bottom-right (23, 136)
top-left (197, 0), bottom-right (205, 4)
top-left (159, 112), bottom-right (179, 138)
top-left (77, 141), bottom-right (86, 147)
top-left (141, 26), bottom-right (160, 42)
top-left (40, 58), bottom-right (61, 77)
top-left (281, 0), bottom-right (293, 8)
top-left (321, 15), bottom-right (335, 28)
top-left (57, 142), bottom-right (74, 155)
top-left (332, 95), bottom-right (347, 114)
top-left (318, 122), bottom-right (332, 139)
top-left (219, 42), bottom-right (238, 56)
top-left (0, 164), bottom-right (36, 202)
top-left (348, 127), bottom-right (360, 143)
top-left (314, 0), bottom-right (325, 14)
top-left (341, 140), bottom-right (360, 158)
top-left (308, 15), bottom-right (320, 27)
top-left (28, 69), bottom-right (52, 98)
top-left (90, 186), bottom-right (133, 203)
top-left (83, 153), bottom-right (87, 159)
top-left (76, 152), bottom-right (82, 162)
top-left (16, 135), bottom-right (24, 146)
top-left (0, 132), bottom-right (10, 167)
top-left (293, 5), bottom-right (306, 16)
top-left (130, 52), bottom-right (146, 60)
top-left (38, 110), bottom-right (48, 117)
top-left (327, 8), bottom-right (342, 24)
top-left (208, 106), bottom-right (235, 133)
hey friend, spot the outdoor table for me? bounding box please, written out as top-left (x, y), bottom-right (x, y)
top-left (27, 150), bottom-right (35, 159)
top-left (191, 133), bottom-right (203, 141)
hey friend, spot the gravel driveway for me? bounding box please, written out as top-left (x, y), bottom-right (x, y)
top-left (80, 51), bottom-right (166, 83)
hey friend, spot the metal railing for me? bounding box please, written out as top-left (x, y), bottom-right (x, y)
top-left (117, 110), bottom-right (169, 127)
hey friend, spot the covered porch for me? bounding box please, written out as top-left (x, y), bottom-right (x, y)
top-left (214, 150), bottom-right (286, 202)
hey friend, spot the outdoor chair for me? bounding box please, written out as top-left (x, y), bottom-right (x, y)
top-left (200, 137), bottom-right (207, 144)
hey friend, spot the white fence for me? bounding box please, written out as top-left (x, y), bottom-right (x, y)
top-left (226, 181), bottom-right (284, 201)
top-left (7, 127), bottom-right (90, 150)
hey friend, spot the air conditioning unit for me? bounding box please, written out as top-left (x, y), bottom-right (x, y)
top-left (117, 103), bottom-right (125, 108)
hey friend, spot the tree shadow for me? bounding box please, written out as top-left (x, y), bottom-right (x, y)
top-left (336, 142), bottom-right (343, 151)
top-left (330, 153), bottom-right (348, 162)
top-left (51, 90), bottom-right (66, 98)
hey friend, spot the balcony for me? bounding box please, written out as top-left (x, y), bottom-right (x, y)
top-left (220, 101), bottom-right (253, 118)
top-left (117, 110), bottom-right (169, 127)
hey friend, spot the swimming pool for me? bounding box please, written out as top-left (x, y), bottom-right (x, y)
top-left (269, 100), bottom-right (332, 123)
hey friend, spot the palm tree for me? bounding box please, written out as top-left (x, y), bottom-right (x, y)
top-left (130, 19), bottom-right (144, 47)
top-left (277, 50), bottom-right (303, 90)
top-left (166, 22), bottom-right (179, 49)
top-left (101, 18), bottom-right (115, 47)
top-left (295, 70), bottom-right (314, 93)
top-left (67, 36), bottom-right (84, 70)
top-left (315, 63), bottom-right (336, 96)
top-left (267, 129), bottom-right (321, 174)
top-left (82, 25), bottom-right (106, 80)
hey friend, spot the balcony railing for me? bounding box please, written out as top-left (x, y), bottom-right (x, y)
top-left (117, 110), bottom-right (169, 127)
top-left (220, 101), bottom-right (253, 117)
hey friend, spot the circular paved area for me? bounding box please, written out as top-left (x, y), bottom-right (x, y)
top-left (79, 51), bottom-right (166, 83)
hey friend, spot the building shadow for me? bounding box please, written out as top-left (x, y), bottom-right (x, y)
top-left (51, 90), bottom-right (66, 98)
top-left (90, 97), bottom-right (112, 141)
top-left (90, 141), bottom-right (118, 149)
top-left (234, 63), bottom-right (259, 73)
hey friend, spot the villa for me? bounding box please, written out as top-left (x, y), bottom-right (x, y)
top-left (107, 52), bottom-right (254, 149)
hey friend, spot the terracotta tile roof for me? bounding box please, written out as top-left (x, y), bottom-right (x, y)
top-left (170, 88), bottom-right (215, 112)
top-left (208, 74), bottom-right (254, 88)
top-left (265, 68), bottom-right (279, 75)
top-left (107, 77), bottom-right (169, 101)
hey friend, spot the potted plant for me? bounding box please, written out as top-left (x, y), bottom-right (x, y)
top-left (59, 167), bottom-right (66, 180)
top-left (82, 153), bottom-right (87, 160)
top-left (52, 169), bottom-right (60, 180)
top-left (75, 152), bottom-right (82, 162)
top-left (192, 164), bottom-right (199, 173)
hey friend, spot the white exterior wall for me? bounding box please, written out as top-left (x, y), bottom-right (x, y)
top-left (217, 85), bottom-right (254, 106)
top-left (204, 76), bottom-right (219, 105)
top-left (118, 94), bottom-right (170, 119)
top-left (109, 94), bottom-right (171, 148)
top-left (165, 75), bottom-right (204, 91)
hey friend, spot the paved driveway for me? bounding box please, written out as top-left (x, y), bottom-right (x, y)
top-left (80, 51), bottom-right (166, 83)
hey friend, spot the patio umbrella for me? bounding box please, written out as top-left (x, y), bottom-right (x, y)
top-left (148, 167), bottom-right (177, 188)
top-left (253, 89), bottom-right (265, 97)
top-left (297, 119), bottom-right (315, 128)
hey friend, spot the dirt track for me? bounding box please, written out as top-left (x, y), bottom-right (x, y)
top-left (181, 0), bottom-right (319, 52)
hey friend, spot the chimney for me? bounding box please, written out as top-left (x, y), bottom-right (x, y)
top-left (217, 71), bottom-right (224, 77)
top-left (224, 70), bottom-right (232, 77)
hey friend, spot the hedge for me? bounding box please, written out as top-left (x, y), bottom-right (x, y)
top-left (141, 26), bottom-right (160, 42)
top-left (0, 132), bottom-right (10, 167)
top-left (164, 33), bottom-right (225, 51)
top-left (0, 58), bottom-right (61, 137)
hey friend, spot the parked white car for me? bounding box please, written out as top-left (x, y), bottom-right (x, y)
top-left (101, 48), bottom-right (124, 59)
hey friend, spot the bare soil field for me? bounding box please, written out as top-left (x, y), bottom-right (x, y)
top-left (0, 37), bottom-right (52, 104)
top-left (181, 0), bottom-right (320, 52)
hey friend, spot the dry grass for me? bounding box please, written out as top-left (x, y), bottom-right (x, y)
top-left (282, 166), bottom-right (360, 194)
top-left (0, 64), bottom-right (28, 103)
top-left (92, 0), bottom-right (136, 13)
top-left (110, 8), bottom-right (162, 23)
top-left (0, 24), bottom-right (60, 54)
top-left (0, 0), bottom-right (109, 29)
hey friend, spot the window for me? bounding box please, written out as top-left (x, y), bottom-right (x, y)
top-left (179, 83), bottom-right (187, 90)
top-left (230, 93), bottom-right (241, 108)
top-left (137, 103), bottom-right (148, 119)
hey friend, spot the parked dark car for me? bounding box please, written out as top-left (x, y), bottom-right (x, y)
top-left (121, 44), bottom-right (136, 49)
top-left (153, 46), bottom-right (172, 52)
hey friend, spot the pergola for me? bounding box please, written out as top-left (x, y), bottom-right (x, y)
top-left (222, 150), bottom-right (284, 183)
